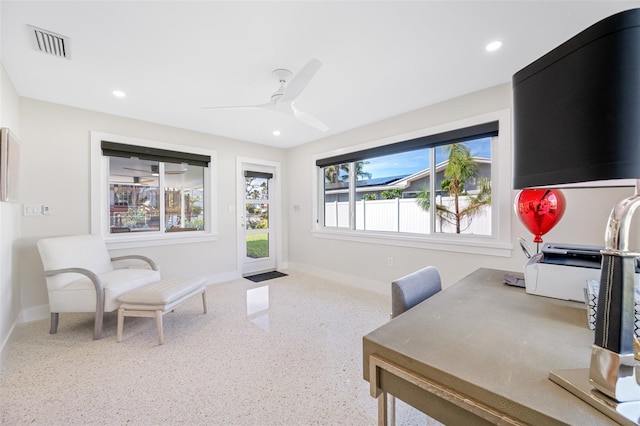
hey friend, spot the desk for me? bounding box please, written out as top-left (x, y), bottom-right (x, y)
top-left (363, 268), bottom-right (614, 425)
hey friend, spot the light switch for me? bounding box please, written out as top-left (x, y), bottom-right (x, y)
top-left (23, 204), bottom-right (41, 216)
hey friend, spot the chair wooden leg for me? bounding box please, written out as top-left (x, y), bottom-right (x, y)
top-left (155, 310), bottom-right (164, 345)
top-left (93, 289), bottom-right (106, 340)
top-left (201, 289), bottom-right (207, 314)
top-left (49, 313), bottom-right (59, 334)
top-left (94, 308), bottom-right (104, 340)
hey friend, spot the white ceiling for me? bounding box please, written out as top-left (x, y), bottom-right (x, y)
top-left (2, 1), bottom-right (639, 149)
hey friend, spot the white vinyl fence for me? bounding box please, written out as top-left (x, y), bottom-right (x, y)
top-left (324, 197), bottom-right (491, 235)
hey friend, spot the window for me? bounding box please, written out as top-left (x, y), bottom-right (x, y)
top-left (91, 133), bottom-right (217, 248)
top-left (313, 110), bottom-right (512, 256)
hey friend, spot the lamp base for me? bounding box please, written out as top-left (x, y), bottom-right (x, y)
top-left (549, 368), bottom-right (640, 425)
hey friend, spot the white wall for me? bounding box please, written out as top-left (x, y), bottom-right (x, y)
top-left (286, 83), bottom-right (634, 292)
top-left (0, 63), bottom-right (21, 353)
top-left (17, 98), bottom-right (288, 318)
top-left (5, 80), bottom-right (638, 345)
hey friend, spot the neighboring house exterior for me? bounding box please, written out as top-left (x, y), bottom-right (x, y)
top-left (324, 157), bottom-right (491, 202)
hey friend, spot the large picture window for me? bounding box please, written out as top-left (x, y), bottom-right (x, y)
top-left (91, 133), bottom-right (217, 247)
top-left (313, 111), bottom-right (512, 256)
top-left (321, 138), bottom-right (491, 235)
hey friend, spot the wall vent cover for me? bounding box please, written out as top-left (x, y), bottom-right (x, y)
top-left (27, 25), bottom-right (69, 59)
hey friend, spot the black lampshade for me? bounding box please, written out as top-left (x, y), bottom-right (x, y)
top-left (513, 8), bottom-right (640, 189)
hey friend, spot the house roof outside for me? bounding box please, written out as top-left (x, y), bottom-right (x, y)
top-left (324, 157), bottom-right (491, 195)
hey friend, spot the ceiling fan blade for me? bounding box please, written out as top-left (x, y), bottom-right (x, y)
top-left (201, 102), bottom-right (274, 111)
top-left (280, 59), bottom-right (322, 103)
top-left (292, 104), bottom-right (329, 132)
top-left (123, 167), bottom-right (185, 175)
top-left (123, 167), bottom-right (152, 174)
top-left (111, 178), bottom-right (153, 185)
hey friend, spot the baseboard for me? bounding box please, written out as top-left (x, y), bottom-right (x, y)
top-left (2, 305), bottom-right (48, 360)
top-left (0, 319), bottom-right (18, 360)
top-left (287, 261), bottom-right (389, 296)
top-left (203, 270), bottom-right (242, 285)
top-left (20, 303), bottom-right (50, 323)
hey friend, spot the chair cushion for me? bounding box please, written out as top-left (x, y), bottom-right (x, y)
top-left (51, 268), bottom-right (161, 312)
top-left (118, 277), bottom-right (206, 306)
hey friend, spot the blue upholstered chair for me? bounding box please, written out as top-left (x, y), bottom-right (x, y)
top-left (388, 266), bottom-right (442, 425)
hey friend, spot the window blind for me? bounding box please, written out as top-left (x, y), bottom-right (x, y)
top-left (101, 141), bottom-right (211, 167)
top-left (315, 121), bottom-right (498, 167)
top-left (244, 171), bottom-right (273, 179)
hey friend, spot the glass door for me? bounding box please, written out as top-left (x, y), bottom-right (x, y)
top-left (242, 169), bottom-right (276, 275)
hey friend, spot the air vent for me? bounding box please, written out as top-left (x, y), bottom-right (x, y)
top-left (27, 25), bottom-right (69, 59)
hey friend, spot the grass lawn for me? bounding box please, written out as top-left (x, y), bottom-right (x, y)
top-left (247, 233), bottom-right (268, 258)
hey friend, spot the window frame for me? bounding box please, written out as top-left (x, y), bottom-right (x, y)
top-left (90, 132), bottom-right (218, 249)
top-left (311, 109), bottom-right (513, 257)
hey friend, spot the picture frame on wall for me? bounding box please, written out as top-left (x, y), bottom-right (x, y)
top-left (1, 127), bottom-right (20, 202)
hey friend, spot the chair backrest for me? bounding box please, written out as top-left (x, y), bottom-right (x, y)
top-left (391, 266), bottom-right (442, 318)
top-left (37, 235), bottom-right (114, 290)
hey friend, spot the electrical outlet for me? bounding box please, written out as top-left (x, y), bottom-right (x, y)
top-left (387, 257), bottom-right (394, 267)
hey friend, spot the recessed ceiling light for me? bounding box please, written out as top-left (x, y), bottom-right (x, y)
top-left (112, 90), bottom-right (126, 98)
top-left (486, 41), bottom-right (503, 52)
top-left (273, 130), bottom-right (281, 136)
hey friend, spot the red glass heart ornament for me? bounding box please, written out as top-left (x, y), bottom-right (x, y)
top-left (514, 189), bottom-right (566, 243)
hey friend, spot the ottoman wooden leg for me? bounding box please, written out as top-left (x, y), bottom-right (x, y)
top-left (202, 289), bottom-right (208, 314)
top-left (155, 310), bottom-right (164, 345)
top-left (117, 308), bottom-right (125, 343)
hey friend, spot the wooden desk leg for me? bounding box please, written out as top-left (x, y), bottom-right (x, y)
top-left (377, 391), bottom-right (388, 426)
top-left (370, 354), bottom-right (388, 426)
top-left (389, 394), bottom-right (395, 426)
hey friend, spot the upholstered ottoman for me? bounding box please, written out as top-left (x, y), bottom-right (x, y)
top-left (117, 277), bottom-right (207, 345)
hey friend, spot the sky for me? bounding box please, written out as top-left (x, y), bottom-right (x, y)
top-left (361, 137), bottom-right (491, 180)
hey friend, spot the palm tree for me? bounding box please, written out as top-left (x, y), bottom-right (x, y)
top-left (324, 161), bottom-right (371, 184)
top-left (416, 143), bottom-right (491, 233)
top-left (324, 165), bottom-right (342, 184)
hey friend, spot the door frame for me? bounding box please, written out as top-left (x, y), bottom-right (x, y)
top-left (236, 156), bottom-right (282, 276)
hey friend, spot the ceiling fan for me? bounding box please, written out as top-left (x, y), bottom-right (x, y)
top-left (123, 165), bottom-right (186, 175)
top-left (111, 176), bottom-right (155, 186)
top-left (203, 58), bottom-right (328, 132)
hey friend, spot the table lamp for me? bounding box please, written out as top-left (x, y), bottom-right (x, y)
top-left (513, 7), bottom-right (640, 423)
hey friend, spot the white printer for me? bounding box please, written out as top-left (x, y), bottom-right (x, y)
top-left (524, 243), bottom-right (604, 302)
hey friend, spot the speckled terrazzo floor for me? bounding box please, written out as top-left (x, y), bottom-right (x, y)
top-left (1, 270), bottom-right (438, 426)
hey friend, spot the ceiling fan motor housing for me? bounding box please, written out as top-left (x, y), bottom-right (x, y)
top-left (272, 68), bottom-right (292, 82)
